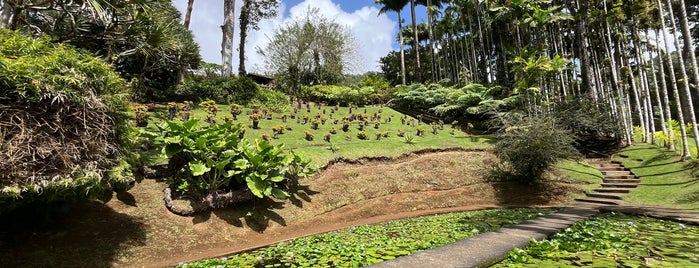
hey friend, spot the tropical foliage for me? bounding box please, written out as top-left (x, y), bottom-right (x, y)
top-left (497, 213), bottom-right (699, 267)
top-left (376, 0), bottom-right (699, 158)
top-left (143, 119), bottom-right (314, 200)
top-left (0, 30), bottom-right (133, 213)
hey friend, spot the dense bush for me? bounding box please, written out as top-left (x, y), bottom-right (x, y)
top-left (0, 30), bottom-right (134, 214)
top-left (552, 98), bottom-right (623, 155)
top-left (251, 89), bottom-right (291, 113)
top-left (172, 75), bottom-right (260, 104)
top-left (301, 85), bottom-right (381, 106)
top-left (143, 119), bottom-right (314, 204)
top-left (494, 114), bottom-right (580, 182)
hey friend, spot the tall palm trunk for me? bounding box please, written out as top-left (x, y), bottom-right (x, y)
top-left (409, 0), bottom-right (421, 82)
top-left (398, 12), bottom-right (407, 85)
top-left (654, 28), bottom-right (676, 150)
top-left (221, 0), bottom-right (235, 77)
top-left (184, 0), bottom-right (195, 29)
top-left (676, 0), bottom-right (699, 99)
top-left (426, 0), bottom-right (437, 81)
top-left (646, 30), bottom-right (668, 143)
top-left (656, 0), bottom-right (690, 158)
top-left (663, 0), bottom-right (699, 158)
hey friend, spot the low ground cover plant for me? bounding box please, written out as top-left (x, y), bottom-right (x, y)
top-left (496, 212), bottom-right (699, 267)
top-left (181, 208), bottom-right (556, 267)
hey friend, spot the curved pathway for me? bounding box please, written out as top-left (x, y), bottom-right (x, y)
top-left (371, 159), bottom-right (699, 268)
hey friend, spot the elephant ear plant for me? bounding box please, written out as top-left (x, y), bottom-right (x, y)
top-left (141, 119), bottom-right (314, 212)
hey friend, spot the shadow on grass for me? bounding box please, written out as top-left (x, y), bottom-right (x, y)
top-left (0, 201), bottom-right (147, 268)
top-left (640, 151), bottom-right (672, 166)
top-left (677, 191), bottom-right (699, 205)
top-left (634, 164), bottom-right (693, 178)
top-left (212, 200), bottom-right (288, 233)
top-left (640, 178), bottom-right (699, 187)
top-left (557, 167), bottom-right (604, 180)
top-left (629, 160), bottom-right (683, 169)
top-left (490, 180), bottom-right (570, 206)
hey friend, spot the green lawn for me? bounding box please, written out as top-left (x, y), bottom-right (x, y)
top-left (613, 143), bottom-right (699, 211)
top-left (555, 159), bottom-right (604, 198)
top-left (141, 103), bottom-right (494, 165)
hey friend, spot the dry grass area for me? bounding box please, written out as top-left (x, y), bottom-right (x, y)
top-left (0, 150), bottom-right (591, 268)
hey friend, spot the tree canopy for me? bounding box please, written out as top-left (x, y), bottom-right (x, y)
top-left (258, 7), bottom-right (358, 94)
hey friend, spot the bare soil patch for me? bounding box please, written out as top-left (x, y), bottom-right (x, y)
top-left (0, 150), bottom-right (585, 267)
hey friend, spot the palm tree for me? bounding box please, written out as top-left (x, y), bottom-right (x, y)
top-left (662, 0), bottom-right (699, 158)
top-left (656, 0), bottom-right (691, 158)
top-left (376, 0), bottom-right (409, 84)
top-left (409, 0), bottom-right (421, 82)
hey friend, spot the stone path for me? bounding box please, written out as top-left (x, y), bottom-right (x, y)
top-left (370, 158), bottom-right (699, 268)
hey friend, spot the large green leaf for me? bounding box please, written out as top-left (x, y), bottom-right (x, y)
top-left (246, 176), bottom-right (266, 198)
top-left (189, 161), bottom-right (210, 176)
top-left (271, 188), bottom-right (290, 199)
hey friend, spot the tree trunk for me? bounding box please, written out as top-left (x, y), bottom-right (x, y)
top-left (0, 0), bottom-right (13, 29)
top-left (398, 12), bottom-right (407, 85)
top-left (663, 0), bottom-right (698, 158)
top-left (426, 0), bottom-right (436, 81)
top-left (577, 16), bottom-right (597, 101)
top-left (238, 0), bottom-right (250, 75)
top-left (184, 0), bottom-right (195, 29)
top-left (221, 0), bottom-right (235, 77)
top-left (654, 29), bottom-right (676, 150)
top-left (646, 30), bottom-right (667, 143)
top-left (657, 0), bottom-right (690, 158)
top-left (677, 0), bottom-right (699, 100)
top-left (409, 0), bottom-right (421, 82)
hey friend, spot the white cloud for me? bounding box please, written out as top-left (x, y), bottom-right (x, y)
top-left (173, 0), bottom-right (395, 75)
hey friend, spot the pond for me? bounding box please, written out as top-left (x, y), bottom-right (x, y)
top-left (179, 208), bottom-right (556, 267)
top-left (495, 212), bottom-right (699, 267)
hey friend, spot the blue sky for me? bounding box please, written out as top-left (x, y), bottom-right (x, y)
top-left (172, 0), bottom-right (428, 74)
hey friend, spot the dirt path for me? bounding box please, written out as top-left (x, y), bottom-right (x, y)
top-left (0, 150), bottom-right (585, 268)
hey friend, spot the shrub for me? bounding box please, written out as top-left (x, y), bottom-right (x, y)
top-left (0, 30), bottom-right (134, 214)
top-left (494, 114), bottom-right (580, 182)
top-left (552, 98), bottom-right (622, 155)
top-left (172, 75), bottom-right (259, 104)
top-left (251, 89), bottom-right (291, 113)
top-left (143, 119), bottom-right (314, 200)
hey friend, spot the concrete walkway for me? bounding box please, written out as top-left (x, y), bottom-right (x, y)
top-left (370, 206), bottom-right (599, 268)
top-left (371, 159), bottom-right (699, 268)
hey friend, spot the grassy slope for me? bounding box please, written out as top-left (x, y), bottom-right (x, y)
top-left (143, 104), bottom-right (494, 165)
top-left (554, 160), bottom-right (604, 199)
top-left (613, 143), bottom-right (699, 211)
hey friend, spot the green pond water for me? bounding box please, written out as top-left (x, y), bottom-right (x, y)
top-left (495, 212), bottom-right (699, 267)
top-left (180, 208), bottom-right (556, 267)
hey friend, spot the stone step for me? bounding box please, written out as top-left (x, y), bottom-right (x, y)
top-left (597, 166), bottom-right (628, 171)
top-left (574, 197), bottom-right (620, 205)
top-left (603, 178), bottom-right (639, 184)
top-left (586, 192), bottom-right (623, 200)
top-left (602, 170), bottom-right (634, 176)
top-left (605, 174), bottom-right (637, 180)
top-left (594, 188), bottom-right (631, 194)
top-left (601, 183), bottom-right (638, 188)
